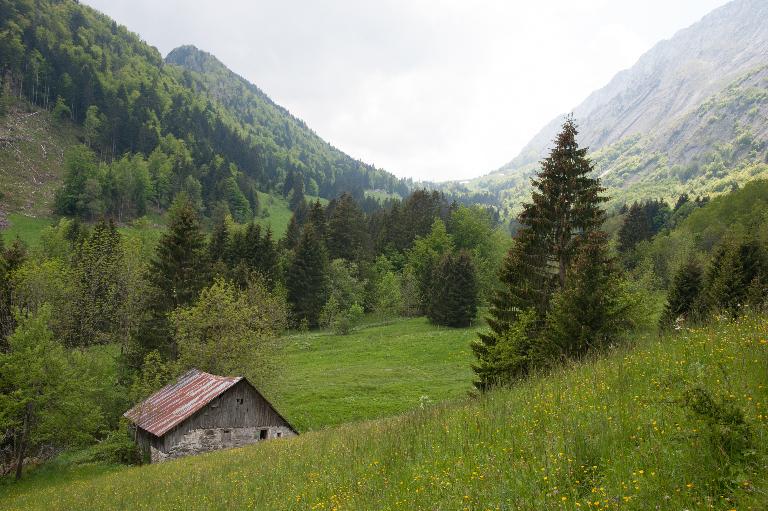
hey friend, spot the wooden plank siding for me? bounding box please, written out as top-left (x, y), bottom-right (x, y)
top-left (155, 380), bottom-right (291, 451)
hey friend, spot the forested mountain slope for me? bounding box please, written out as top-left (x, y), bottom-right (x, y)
top-left (0, 0), bottom-right (407, 219)
top-left (471, 0), bottom-right (768, 210)
top-left (165, 45), bottom-right (409, 199)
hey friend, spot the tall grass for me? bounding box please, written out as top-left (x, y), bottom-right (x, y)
top-left (3, 314), bottom-right (766, 510)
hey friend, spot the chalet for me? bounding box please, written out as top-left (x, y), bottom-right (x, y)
top-left (123, 369), bottom-right (297, 463)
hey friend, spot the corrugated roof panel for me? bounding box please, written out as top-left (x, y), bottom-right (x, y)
top-left (123, 369), bottom-right (242, 437)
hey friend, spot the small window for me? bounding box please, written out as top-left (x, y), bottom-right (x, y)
top-left (236, 398), bottom-right (244, 405)
top-left (276, 432), bottom-right (282, 438)
top-left (259, 429), bottom-right (268, 440)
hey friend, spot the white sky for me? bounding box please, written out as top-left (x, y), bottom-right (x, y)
top-left (84, 0), bottom-right (731, 182)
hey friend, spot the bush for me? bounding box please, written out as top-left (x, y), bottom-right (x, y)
top-left (70, 428), bottom-right (142, 466)
top-left (682, 386), bottom-right (756, 491)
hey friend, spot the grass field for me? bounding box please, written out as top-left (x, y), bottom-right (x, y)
top-left (0, 213), bottom-right (54, 247)
top-left (273, 317), bottom-right (477, 431)
top-left (3, 314), bottom-right (766, 510)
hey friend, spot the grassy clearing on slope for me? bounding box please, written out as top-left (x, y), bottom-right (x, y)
top-left (0, 213), bottom-right (53, 247)
top-left (4, 315), bottom-right (766, 511)
top-left (0, 214), bottom-right (165, 253)
top-left (273, 317), bottom-right (477, 431)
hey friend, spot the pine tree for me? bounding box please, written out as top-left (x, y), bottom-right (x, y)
top-left (286, 225), bottom-right (329, 327)
top-left (259, 227), bottom-right (279, 286)
top-left (537, 232), bottom-right (630, 364)
top-left (699, 238), bottom-right (767, 316)
top-left (133, 194), bottom-right (209, 363)
top-left (427, 250), bottom-right (478, 327)
top-left (283, 215), bottom-right (302, 251)
top-left (306, 200), bottom-right (327, 241)
top-left (660, 259), bottom-right (703, 328)
top-left (473, 117), bottom-right (607, 388)
top-left (66, 220), bottom-right (124, 347)
top-left (208, 215), bottom-right (230, 265)
top-left (289, 178), bottom-right (305, 211)
top-left (326, 193), bottom-right (368, 262)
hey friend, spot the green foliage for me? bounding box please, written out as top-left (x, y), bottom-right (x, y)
top-left (286, 225), bottom-right (329, 328)
top-left (477, 118), bottom-right (609, 387)
top-left (405, 218), bottom-right (454, 313)
top-left (617, 199), bottom-right (671, 256)
top-left (51, 96), bottom-right (71, 123)
top-left (76, 428), bottom-right (142, 467)
top-left (54, 145), bottom-right (101, 219)
top-left (326, 193), bottom-right (368, 263)
top-left (471, 309), bottom-right (537, 390)
top-left (448, 205), bottom-right (511, 302)
top-left (682, 386), bottom-right (756, 492)
top-left (132, 194), bottom-right (208, 363)
top-left (537, 233), bottom-right (640, 364)
top-left (660, 259), bottom-right (704, 328)
top-left (320, 298), bottom-right (364, 335)
top-left (172, 278), bottom-right (287, 389)
top-left (0, 306), bottom-right (103, 479)
top-left (319, 259), bottom-right (366, 335)
top-left (64, 221), bottom-right (125, 347)
top-left (697, 237), bottom-right (768, 316)
top-left (427, 250), bottom-right (478, 327)
top-left (128, 351), bottom-right (173, 405)
top-left (372, 269), bottom-right (402, 320)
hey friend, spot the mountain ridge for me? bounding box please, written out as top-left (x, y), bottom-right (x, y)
top-left (471, 0), bottom-right (768, 211)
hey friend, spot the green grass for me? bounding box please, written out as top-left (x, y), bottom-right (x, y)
top-left (0, 213), bottom-right (55, 247)
top-left (3, 314), bottom-right (767, 510)
top-left (253, 191), bottom-right (293, 238)
top-left (0, 214), bottom-right (166, 254)
top-left (272, 317), bottom-right (477, 431)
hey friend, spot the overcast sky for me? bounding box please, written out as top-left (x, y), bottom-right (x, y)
top-left (85, 0), bottom-right (730, 182)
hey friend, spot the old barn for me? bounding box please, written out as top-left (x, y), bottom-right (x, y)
top-left (124, 369), bottom-right (297, 463)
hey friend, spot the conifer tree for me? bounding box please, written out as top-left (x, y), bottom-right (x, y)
top-left (260, 227), bottom-right (279, 286)
top-left (286, 225), bottom-right (328, 327)
top-left (283, 215), bottom-right (302, 251)
top-left (473, 117), bottom-right (607, 388)
top-left (306, 200), bottom-right (327, 241)
top-left (427, 250), bottom-right (478, 327)
top-left (67, 220), bottom-right (124, 346)
top-left (660, 259), bottom-right (703, 328)
top-left (208, 215), bottom-right (229, 265)
top-left (537, 232), bottom-right (631, 363)
top-left (133, 194), bottom-right (209, 363)
top-left (699, 238), bottom-right (767, 316)
top-left (326, 193), bottom-right (368, 262)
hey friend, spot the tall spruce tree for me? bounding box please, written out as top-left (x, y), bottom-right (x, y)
top-left (133, 194), bottom-right (209, 363)
top-left (660, 259), bottom-right (703, 328)
top-left (698, 237), bottom-right (767, 316)
top-left (67, 220), bottom-right (124, 346)
top-left (473, 117), bottom-right (607, 389)
top-left (327, 193), bottom-right (368, 263)
top-left (286, 225), bottom-right (329, 327)
top-left (427, 250), bottom-right (478, 327)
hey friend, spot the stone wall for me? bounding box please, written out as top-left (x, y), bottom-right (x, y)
top-left (150, 426), bottom-right (296, 463)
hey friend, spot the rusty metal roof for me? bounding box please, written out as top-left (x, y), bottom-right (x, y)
top-left (123, 369), bottom-right (242, 437)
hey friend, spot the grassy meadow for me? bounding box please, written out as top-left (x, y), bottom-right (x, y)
top-left (2, 314), bottom-right (766, 510)
top-left (273, 317), bottom-right (477, 431)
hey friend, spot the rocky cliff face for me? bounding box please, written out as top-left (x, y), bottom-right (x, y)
top-left (478, 0), bottom-right (768, 208)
